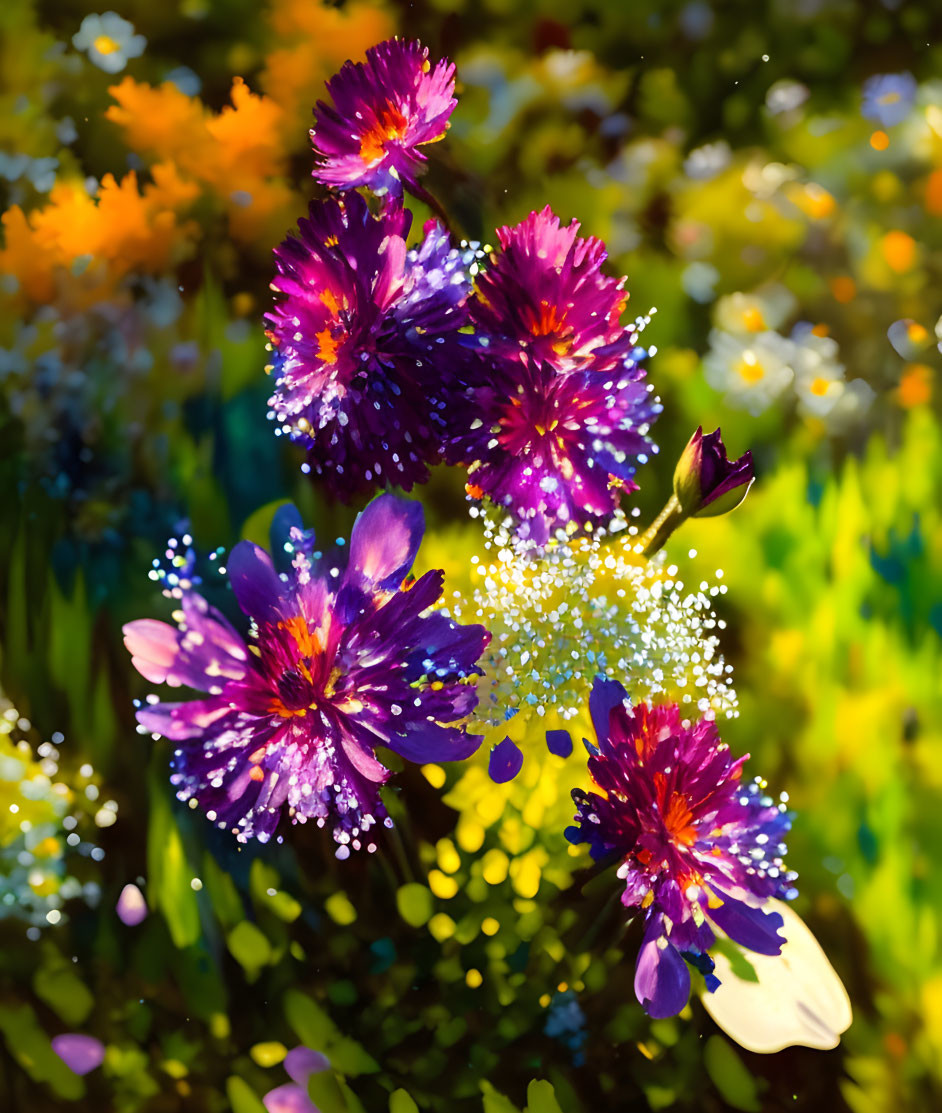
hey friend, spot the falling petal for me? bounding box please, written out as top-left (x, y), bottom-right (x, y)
top-left (488, 736), bottom-right (523, 783)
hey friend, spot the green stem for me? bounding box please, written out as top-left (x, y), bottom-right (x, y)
top-left (404, 180), bottom-right (461, 239)
top-left (637, 493), bottom-right (687, 559)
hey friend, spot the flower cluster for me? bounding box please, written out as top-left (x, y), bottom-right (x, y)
top-left (125, 495), bottom-right (489, 852)
top-left (567, 677), bottom-right (796, 1018)
top-left (274, 40), bottom-right (659, 546)
top-left (450, 207), bottom-right (660, 544)
top-left (265, 192), bottom-right (474, 497)
top-left (703, 295), bottom-right (875, 427)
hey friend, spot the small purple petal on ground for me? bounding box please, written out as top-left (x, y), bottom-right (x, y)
top-left (545, 729), bottom-right (573, 757)
top-left (51, 1034), bottom-right (105, 1075)
top-left (284, 1045), bottom-right (329, 1086)
top-left (263, 1083), bottom-right (318, 1113)
top-left (116, 883), bottom-right (148, 926)
top-left (488, 736), bottom-right (523, 783)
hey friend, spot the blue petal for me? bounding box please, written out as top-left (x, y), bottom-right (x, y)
top-left (546, 729), bottom-right (573, 757)
top-left (488, 736), bottom-right (523, 783)
top-left (588, 675), bottom-right (627, 743)
top-left (708, 899), bottom-right (786, 956)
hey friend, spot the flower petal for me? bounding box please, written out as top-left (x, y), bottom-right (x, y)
top-left (228, 541), bottom-right (288, 622)
top-left (116, 883), bottom-right (148, 926)
top-left (708, 899), bottom-right (786, 956)
top-left (488, 736), bottom-right (523, 783)
top-left (122, 619), bottom-right (179, 684)
top-left (702, 901), bottom-right (852, 1053)
top-left (284, 1045), bottom-right (329, 1086)
top-left (348, 494), bottom-right (424, 590)
top-left (51, 1034), bottom-right (105, 1076)
top-left (588, 675), bottom-right (627, 745)
top-left (635, 922), bottom-right (691, 1018)
top-left (263, 1083), bottom-right (318, 1113)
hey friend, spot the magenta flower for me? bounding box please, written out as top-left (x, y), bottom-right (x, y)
top-left (449, 206), bottom-right (659, 541)
top-left (470, 207), bottom-right (641, 375)
top-left (566, 677), bottom-right (796, 1019)
top-left (450, 359), bottom-right (657, 544)
top-left (266, 191), bottom-right (473, 499)
top-left (311, 38), bottom-right (456, 197)
top-left (673, 426), bottom-right (754, 518)
top-left (124, 497), bottom-right (489, 852)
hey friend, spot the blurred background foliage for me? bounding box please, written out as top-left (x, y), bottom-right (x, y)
top-left (1, 0), bottom-right (940, 1108)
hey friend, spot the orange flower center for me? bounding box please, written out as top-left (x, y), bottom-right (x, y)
top-left (359, 102), bottom-right (410, 166)
top-left (316, 328), bottom-right (341, 365)
top-left (525, 299), bottom-right (567, 338)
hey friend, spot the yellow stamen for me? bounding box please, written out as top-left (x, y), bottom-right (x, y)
top-left (93, 34), bottom-right (120, 56)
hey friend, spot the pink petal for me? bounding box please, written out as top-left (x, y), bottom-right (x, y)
top-left (116, 883), bottom-right (148, 926)
top-left (263, 1083), bottom-right (318, 1113)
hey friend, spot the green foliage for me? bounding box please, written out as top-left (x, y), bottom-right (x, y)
top-left (2, 0), bottom-right (941, 1110)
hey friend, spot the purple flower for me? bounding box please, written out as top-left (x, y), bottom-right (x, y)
top-left (566, 677), bottom-right (796, 1019)
top-left (673, 426), bottom-right (754, 518)
top-left (450, 359), bottom-right (657, 544)
top-left (448, 207), bottom-right (659, 541)
top-left (266, 192), bottom-right (472, 499)
top-left (311, 38), bottom-right (456, 197)
top-left (470, 207), bottom-right (641, 375)
top-left (124, 496), bottom-right (489, 852)
top-left (862, 72), bottom-right (917, 128)
top-left (51, 1034), bottom-right (105, 1075)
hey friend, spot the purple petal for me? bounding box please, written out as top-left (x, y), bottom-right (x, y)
top-left (708, 899), bottom-right (786, 956)
top-left (588, 676), bottom-right (627, 745)
top-left (227, 541), bottom-right (287, 622)
top-left (116, 883), bottom-right (148, 926)
top-left (284, 1046), bottom-right (329, 1086)
top-left (136, 698), bottom-right (234, 741)
top-left (348, 494), bottom-right (424, 591)
top-left (388, 720), bottom-right (483, 765)
top-left (545, 729), bottom-right (573, 757)
top-left (488, 736), bottom-right (523, 783)
top-left (263, 1083), bottom-right (318, 1113)
top-left (634, 923), bottom-right (691, 1019)
top-left (51, 1034), bottom-right (105, 1076)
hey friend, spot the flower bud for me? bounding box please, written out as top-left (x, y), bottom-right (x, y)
top-left (673, 427), bottom-right (754, 518)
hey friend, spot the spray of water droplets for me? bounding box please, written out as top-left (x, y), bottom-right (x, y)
top-left (441, 505), bottom-right (737, 736)
top-left (0, 694), bottom-right (116, 933)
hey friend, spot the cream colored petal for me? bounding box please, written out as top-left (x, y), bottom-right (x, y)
top-left (701, 900), bottom-right (852, 1054)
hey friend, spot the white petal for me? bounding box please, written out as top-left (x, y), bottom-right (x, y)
top-left (701, 900), bottom-right (852, 1053)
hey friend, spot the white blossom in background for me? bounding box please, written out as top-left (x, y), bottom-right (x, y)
top-left (703, 328), bottom-right (796, 415)
top-left (714, 285), bottom-right (796, 337)
top-left (72, 12), bottom-right (145, 74)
